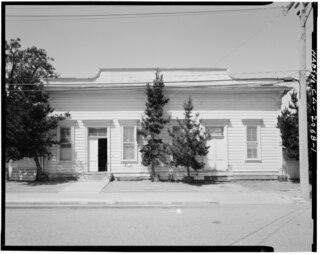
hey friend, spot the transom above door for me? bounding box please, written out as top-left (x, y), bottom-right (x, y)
top-left (89, 127), bottom-right (107, 137)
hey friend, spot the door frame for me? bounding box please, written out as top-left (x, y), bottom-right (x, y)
top-left (88, 138), bottom-right (99, 172)
top-left (205, 123), bottom-right (229, 171)
top-left (86, 126), bottom-right (110, 173)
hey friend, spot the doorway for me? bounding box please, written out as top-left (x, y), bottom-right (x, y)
top-left (88, 127), bottom-right (108, 172)
top-left (205, 126), bottom-right (228, 171)
top-left (98, 139), bottom-right (107, 171)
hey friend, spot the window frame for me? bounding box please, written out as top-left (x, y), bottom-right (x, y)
top-left (208, 126), bottom-right (224, 139)
top-left (57, 125), bottom-right (74, 162)
top-left (88, 127), bottom-right (107, 137)
top-left (121, 125), bottom-right (138, 163)
top-left (244, 124), bottom-right (261, 162)
top-left (171, 125), bottom-right (181, 145)
top-left (170, 125), bottom-right (182, 162)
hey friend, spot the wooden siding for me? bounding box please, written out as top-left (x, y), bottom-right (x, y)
top-left (46, 89), bottom-right (282, 177)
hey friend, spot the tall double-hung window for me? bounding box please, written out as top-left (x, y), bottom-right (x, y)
top-left (122, 126), bottom-right (137, 161)
top-left (243, 119), bottom-right (262, 161)
top-left (246, 126), bottom-right (258, 159)
top-left (59, 127), bottom-right (72, 161)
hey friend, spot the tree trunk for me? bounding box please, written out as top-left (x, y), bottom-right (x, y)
top-left (151, 162), bottom-right (155, 180)
top-left (151, 165), bottom-right (155, 177)
top-left (187, 166), bottom-right (190, 177)
top-left (34, 156), bottom-right (42, 180)
top-left (8, 159), bottom-right (13, 180)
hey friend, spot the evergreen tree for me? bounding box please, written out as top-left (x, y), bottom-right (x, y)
top-left (5, 38), bottom-right (68, 179)
top-left (277, 82), bottom-right (315, 174)
top-left (168, 96), bottom-right (210, 178)
top-left (139, 70), bottom-right (170, 180)
top-left (277, 91), bottom-right (299, 160)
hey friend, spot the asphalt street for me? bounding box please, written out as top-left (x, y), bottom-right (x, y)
top-left (5, 204), bottom-right (312, 251)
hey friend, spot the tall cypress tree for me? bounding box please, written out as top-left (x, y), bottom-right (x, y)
top-left (168, 96), bottom-right (210, 179)
top-left (139, 70), bottom-right (170, 181)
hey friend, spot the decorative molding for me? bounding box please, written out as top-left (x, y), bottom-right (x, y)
top-left (82, 119), bottom-right (112, 127)
top-left (117, 119), bottom-right (140, 126)
top-left (58, 120), bottom-right (77, 126)
top-left (201, 119), bottom-right (230, 125)
top-left (242, 119), bottom-right (264, 125)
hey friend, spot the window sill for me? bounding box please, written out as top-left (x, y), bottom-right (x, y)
top-left (121, 160), bottom-right (139, 164)
top-left (57, 160), bottom-right (74, 164)
top-left (245, 159), bottom-right (262, 163)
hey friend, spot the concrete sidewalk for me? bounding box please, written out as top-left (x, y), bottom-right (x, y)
top-left (5, 180), bottom-right (309, 207)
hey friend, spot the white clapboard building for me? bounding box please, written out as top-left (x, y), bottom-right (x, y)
top-left (17, 68), bottom-right (293, 181)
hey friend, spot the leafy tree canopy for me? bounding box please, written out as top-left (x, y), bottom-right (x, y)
top-left (5, 38), bottom-right (67, 177)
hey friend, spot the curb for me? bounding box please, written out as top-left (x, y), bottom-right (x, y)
top-left (6, 201), bottom-right (221, 208)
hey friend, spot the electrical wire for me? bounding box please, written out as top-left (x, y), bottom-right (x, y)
top-left (7, 80), bottom-right (292, 92)
top-left (6, 6), bottom-right (129, 9)
top-left (213, 11), bottom-right (284, 66)
top-left (4, 69), bottom-right (299, 95)
top-left (155, 70), bottom-right (300, 80)
top-left (8, 78), bottom-right (294, 86)
top-left (6, 6), bottom-right (283, 21)
top-left (5, 69), bottom-right (300, 87)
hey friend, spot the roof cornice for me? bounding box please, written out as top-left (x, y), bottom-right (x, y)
top-left (45, 67), bottom-right (229, 83)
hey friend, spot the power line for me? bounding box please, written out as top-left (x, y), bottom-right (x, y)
top-left (9, 78), bottom-right (294, 86)
top-left (6, 6), bottom-right (121, 9)
top-left (6, 7), bottom-right (283, 17)
top-left (8, 82), bottom-right (288, 92)
top-left (166, 69), bottom-right (300, 79)
top-left (213, 11), bottom-right (283, 66)
top-left (6, 6), bottom-right (283, 21)
top-left (5, 69), bottom-right (300, 87)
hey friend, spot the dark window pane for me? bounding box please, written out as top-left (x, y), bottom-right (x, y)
top-left (247, 127), bottom-right (257, 141)
top-left (89, 128), bottom-right (98, 136)
top-left (173, 126), bottom-right (180, 133)
top-left (98, 128), bottom-right (107, 136)
top-left (60, 127), bottom-right (71, 143)
top-left (60, 147), bottom-right (71, 160)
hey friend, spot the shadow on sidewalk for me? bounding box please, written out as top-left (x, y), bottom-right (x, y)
top-left (24, 179), bottom-right (78, 186)
top-left (6, 178), bottom-right (78, 187)
top-left (176, 181), bottom-right (223, 187)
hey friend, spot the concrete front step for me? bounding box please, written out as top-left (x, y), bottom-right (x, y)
top-left (80, 172), bottom-right (111, 181)
top-left (60, 180), bottom-right (110, 193)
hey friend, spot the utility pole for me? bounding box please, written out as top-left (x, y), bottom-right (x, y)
top-left (298, 3), bottom-right (309, 200)
top-left (284, 2), bottom-right (313, 200)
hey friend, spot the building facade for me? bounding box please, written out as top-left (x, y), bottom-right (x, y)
top-left (35, 68), bottom-right (291, 180)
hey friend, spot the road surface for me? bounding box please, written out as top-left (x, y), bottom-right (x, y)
top-left (5, 204), bottom-right (313, 251)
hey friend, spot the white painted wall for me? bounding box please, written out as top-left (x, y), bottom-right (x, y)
top-left (44, 88), bottom-right (283, 179)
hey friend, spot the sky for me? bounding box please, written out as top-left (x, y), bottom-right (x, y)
top-left (5, 2), bottom-right (315, 80)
